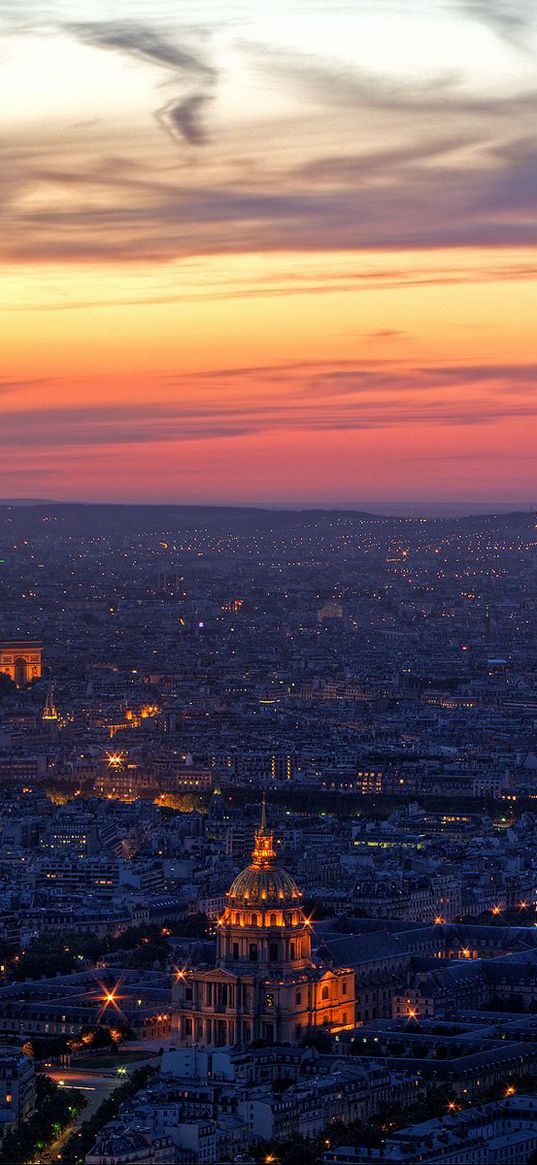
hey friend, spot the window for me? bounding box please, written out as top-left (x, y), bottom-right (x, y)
top-left (269, 913), bottom-right (277, 927)
top-left (290, 942), bottom-right (296, 959)
top-left (321, 985), bottom-right (329, 1001)
top-left (249, 943), bottom-right (258, 962)
top-left (296, 990), bottom-right (302, 1005)
top-left (266, 993), bottom-right (274, 1009)
top-left (185, 986), bottom-right (193, 1001)
top-left (269, 942), bottom-right (278, 962)
top-left (342, 980), bottom-right (347, 994)
top-left (251, 913), bottom-right (258, 926)
top-left (232, 942), bottom-right (239, 960)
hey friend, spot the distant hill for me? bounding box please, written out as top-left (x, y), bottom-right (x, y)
top-left (0, 498), bottom-right (59, 506)
top-left (0, 502), bottom-right (387, 536)
top-left (0, 499), bottom-right (529, 518)
top-left (0, 501), bottom-right (532, 537)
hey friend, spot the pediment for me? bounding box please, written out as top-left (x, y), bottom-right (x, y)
top-left (201, 967), bottom-right (240, 983)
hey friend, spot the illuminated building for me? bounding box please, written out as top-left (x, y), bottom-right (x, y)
top-left (172, 770), bottom-right (213, 791)
top-left (317, 601), bottom-right (343, 623)
top-left (0, 640), bottom-right (42, 687)
top-left (42, 682), bottom-right (59, 722)
top-left (221, 598), bottom-right (244, 612)
top-left (173, 801), bottom-right (355, 1046)
top-left (0, 1047), bottom-right (35, 1136)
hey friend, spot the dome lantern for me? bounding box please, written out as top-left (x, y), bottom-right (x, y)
top-left (251, 793), bottom-right (276, 868)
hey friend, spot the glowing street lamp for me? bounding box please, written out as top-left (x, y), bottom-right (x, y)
top-left (106, 752), bottom-right (126, 769)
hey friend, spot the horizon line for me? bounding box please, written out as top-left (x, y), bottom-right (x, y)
top-left (0, 497), bottom-right (534, 518)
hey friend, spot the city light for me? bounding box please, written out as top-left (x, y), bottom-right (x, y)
top-left (106, 752), bottom-right (126, 769)
top-left (97, 981), bottom-right (125, 1020)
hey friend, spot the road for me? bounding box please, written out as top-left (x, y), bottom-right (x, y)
top-left (37, 1067), bottom-right (124, 1163)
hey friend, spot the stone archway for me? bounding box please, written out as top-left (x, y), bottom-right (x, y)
top-left (14, 657), bottom-right (28, 687)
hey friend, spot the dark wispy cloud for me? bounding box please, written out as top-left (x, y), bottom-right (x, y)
top-left (63, 20), bottom-right (215, 79)
top-left (296, 137), bottom-right (477, 183)
top-left (2, 360), bottom-right (537, 450)
top-left (366, 330), bottom-right (405, 340)
top-left (159, 93), bottom-right (213, 145)
top-left (250, 43), bottom-right (537, 117)
top-left (455, 1), bottom-right (537, 48)
top-left (0, 378), bottom-right (47, 394)
top-left (64, 19), bottom-right (217, 147)
top-left (2, 14), bottom-right (537, 261)
top-left (5, 141), bottom-right (537, 263)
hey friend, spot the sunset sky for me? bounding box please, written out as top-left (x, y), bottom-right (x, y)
top-left (2, 0), bottom-right (537, 506)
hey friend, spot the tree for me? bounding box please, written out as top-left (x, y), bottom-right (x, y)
top-left (61, 1066), bottom-right (152, 1165)
top-left (0, 1077), bottom-right (85, 1165)
top-left (0, 673), bottom-right (14, 703)
top-left (301, 1030), bottom-right (332, 1054)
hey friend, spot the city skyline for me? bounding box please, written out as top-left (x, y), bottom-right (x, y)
top-left (2, 499), bottom-right (537, 1158)
top-left (3, 0), bottom-right (537, 504)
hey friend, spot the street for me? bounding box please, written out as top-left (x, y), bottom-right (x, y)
top-left (36, 1067), bottom-right (125, 1164)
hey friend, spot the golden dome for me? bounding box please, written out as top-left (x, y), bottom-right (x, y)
top-left (228, 864), bottom-right (301, 906)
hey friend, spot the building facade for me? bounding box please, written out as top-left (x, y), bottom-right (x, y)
top-left (173, 803), bottom-right (355, 1047)
top-left (0, 641), bottom-right (42, 687)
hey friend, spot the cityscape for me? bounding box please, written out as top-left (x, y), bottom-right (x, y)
top-left (1, 503), bottom-right (537, 1161)
top-left (3, 0), bottom-right (537, 1160)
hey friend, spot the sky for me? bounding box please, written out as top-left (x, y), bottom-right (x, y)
top-left (2, 0), bottom-right (537, 507)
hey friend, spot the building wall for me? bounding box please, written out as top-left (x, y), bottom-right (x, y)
top-left (0, 642), bottom-right (42, 686)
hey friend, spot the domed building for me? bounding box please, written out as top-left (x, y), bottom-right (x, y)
top-left (173, 802), bottom-right (356, 1047)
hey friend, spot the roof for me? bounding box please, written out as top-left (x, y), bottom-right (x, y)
top-left (228, 863), bottom-right (301, 906)
top-left (316, 931), bottom-right (407, 966)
